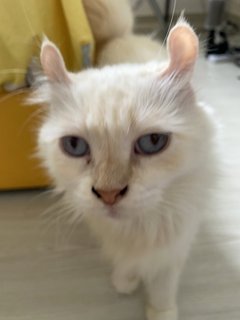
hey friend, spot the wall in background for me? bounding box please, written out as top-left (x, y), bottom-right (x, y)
top-left (132, 0), bottom-right (206, 16)
top-left (227, 0), bottom-right (240, 17)
top-left (133, 0), bottom-right (240, 18)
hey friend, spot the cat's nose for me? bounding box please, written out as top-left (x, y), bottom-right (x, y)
top-left (92, 186), bottom-right (128, 205)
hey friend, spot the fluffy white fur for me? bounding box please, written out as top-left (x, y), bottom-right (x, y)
top-left (32, 13), bottom-right (218, 320)
top-left (82, 0), bottom-right (134, 44)
top-left (82, 0), bottom-right (167, 65)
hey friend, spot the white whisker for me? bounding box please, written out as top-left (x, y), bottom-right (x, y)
top-left (17, 104), bottom-right (46, 137)
top-left (155, 0), bottom-right (177, 58)
top-left (162, 0), bottom-right (177, 46)
top-left (19, 0), bottom-right (41, 47)
top-left (0, 88), bottom-right (28, 104)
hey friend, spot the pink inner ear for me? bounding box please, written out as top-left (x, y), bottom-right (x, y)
top-left (164, 23), bottom-right (199, 77)
top-left (41, 42), bottom-right (70, 83)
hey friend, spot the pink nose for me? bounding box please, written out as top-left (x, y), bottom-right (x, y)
top-left (92, 186), bottom-right (128, 205)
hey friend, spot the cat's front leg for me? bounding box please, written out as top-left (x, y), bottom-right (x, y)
top-left (144, 265), bottom-right (182, 320)
top-left (111, 264), bottom-right (140, 295)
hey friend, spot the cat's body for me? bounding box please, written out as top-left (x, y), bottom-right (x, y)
top-left (32, 3), bottom-right (218, 320)
top-left (82, 0), bottom-right (167, 66)
top-left (97, 34), bottom-right (167, 66)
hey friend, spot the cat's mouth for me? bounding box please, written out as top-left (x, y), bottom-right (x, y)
top-left (105, 205), bottom-right (121, 219)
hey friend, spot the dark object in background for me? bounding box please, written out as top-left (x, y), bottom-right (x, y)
top-left (205, 0), bottom-right (228, 60)
top-left (134, 0), bottom-right (171, 37)
top-left (205, 0), bottom-right (240, 66)
top-left (205, 0), bottom-right (226, 30)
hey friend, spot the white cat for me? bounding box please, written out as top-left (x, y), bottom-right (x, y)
top-left (31, 19), bottom-right (217, 320)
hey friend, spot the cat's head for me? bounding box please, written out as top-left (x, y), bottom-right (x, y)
top-left (34, 20), bottom-right (213, 221)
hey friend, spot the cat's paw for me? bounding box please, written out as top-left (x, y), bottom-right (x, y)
top-left (112, 271), bottom-right (140, 295)
top-left (146, 305), bottom-right (178, 320)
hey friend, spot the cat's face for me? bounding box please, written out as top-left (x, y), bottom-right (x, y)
top-left (35, 21), bottom-right (212, 221)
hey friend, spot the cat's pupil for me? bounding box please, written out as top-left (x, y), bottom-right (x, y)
top-left (70, 137), bottom-right (78, 149)
top-left (151, 134), bottom-right (160, 145)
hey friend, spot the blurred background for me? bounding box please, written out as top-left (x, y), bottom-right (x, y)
top-left (133, 0), bottom-right (240, 59)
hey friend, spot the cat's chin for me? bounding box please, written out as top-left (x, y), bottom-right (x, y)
top-left (105, 206), bottom-right (122, 220)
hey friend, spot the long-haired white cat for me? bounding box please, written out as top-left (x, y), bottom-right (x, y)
top-left (31, 15), bottom-right (217, 320)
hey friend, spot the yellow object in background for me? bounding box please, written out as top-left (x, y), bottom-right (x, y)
top-left (0, 92), bottom-right (49, 189)
top-left (0, 0), bottom-right (94, 190)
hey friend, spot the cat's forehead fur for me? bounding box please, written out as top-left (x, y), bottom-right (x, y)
top-left (46, 60), bottom-right (188, 141)
top-left (41, 64), bottom-right (147, 138)
top-left (71, 63), bottom-right (164, 125)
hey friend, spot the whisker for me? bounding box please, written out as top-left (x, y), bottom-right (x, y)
top-left (0, 88), bottom-right (29, 104)
top-left (40, 205), bottom-right (72, 242)
top-left (155, 0), bottom-right (177, 59)
top-left (25, 188), bottom-right (54, 209)
top-left (19, 0), bottom-right (41, 47)
top-left (38, 193), bottom-right (86, 249)
top-left (17, 105), bottom-right (46, 137)
top-left (40, 199), bottom-right (65, 219)
top-left (61, 212), bottom-right (84, 246)
top-left (39, 198), bottom-right (67, 225)
top-left (162, 0), bottom-right (177, 46)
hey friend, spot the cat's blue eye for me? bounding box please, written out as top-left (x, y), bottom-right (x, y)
top-left (135, 133), bottom-right (170, 155)
top-left (60, 136), bottom-right (90, 157)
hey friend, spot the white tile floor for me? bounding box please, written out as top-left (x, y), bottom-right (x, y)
top-left (0, 58), bottom-right (240, 320)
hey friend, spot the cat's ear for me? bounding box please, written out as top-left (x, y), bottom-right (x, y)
top-left (40, 39), bottom-right (70, 83)
top-left (162, 18), bottom-right (198, 80)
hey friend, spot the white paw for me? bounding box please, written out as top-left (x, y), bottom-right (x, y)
top-left (112, 271), bottom-right (140, 295)
top-left (146, 305), bottom-right (178, 320)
